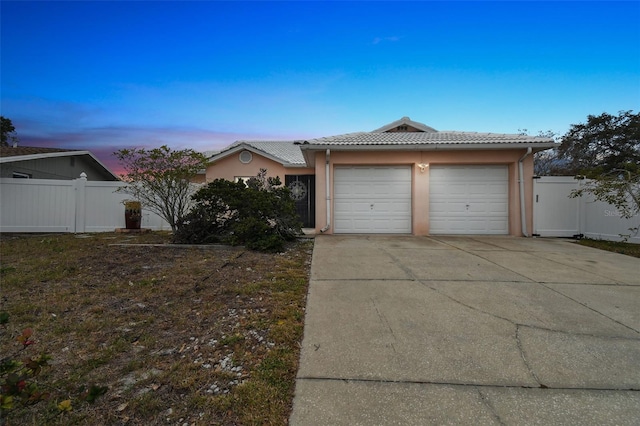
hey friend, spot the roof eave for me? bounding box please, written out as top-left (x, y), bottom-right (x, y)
top-left (282, 163), bottom-right (310, 168)
top-left (300, 142), bottom-right (557, 152)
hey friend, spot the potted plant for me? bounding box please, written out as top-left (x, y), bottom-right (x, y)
top-left (124, 200), bottom-right (142, 230)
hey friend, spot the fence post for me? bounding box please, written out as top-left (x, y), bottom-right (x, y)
top-left (577, 177), bottom-right (585, 238)
top-left (74, 172), bottom-right (88, 233)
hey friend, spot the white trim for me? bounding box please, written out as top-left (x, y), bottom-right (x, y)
top-left (12, 171), bottom-right (32, 179)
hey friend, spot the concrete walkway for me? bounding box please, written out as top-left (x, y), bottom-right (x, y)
top-left (290, 235), bottom-right (640, 425)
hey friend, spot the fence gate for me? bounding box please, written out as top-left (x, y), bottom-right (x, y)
top-left (533, 176), bottom-right (581, 237)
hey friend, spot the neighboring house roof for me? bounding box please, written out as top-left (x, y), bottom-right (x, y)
top-left (208, 140), bottom-right (307, 167)
top-left (0, 146), bottom-right (120, 181)
top-left (0, 146), bottom-right (75, 158)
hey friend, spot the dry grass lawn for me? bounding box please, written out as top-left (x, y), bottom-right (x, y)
top-left (577, 238), bottom-right (640, 258)
top-left (0, 232), bottom-right (313, 425)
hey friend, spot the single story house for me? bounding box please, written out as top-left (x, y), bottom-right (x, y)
top-left (206, 117), bottom-right (556, 236)
top-left (0, 146), bottom-right (120, 181)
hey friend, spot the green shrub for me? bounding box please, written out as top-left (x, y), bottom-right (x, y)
top-left (174, 170), bottom-right (302, 252)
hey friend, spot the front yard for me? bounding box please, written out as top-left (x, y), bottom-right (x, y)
top-left (0, 232), bottom-right (313, 425)
top-left (577, 238), bottom-right (640, 258)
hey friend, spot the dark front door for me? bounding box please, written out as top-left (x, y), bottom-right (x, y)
top-left (285, 175), bottom-right (315, 228)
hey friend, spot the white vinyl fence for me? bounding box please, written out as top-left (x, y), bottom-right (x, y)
top-left (0, 175), bottom-right (171, 233)
top-left (534, 176), bottom-right (640, 244)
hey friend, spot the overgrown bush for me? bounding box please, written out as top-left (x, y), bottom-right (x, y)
top-left (174, 170), bottom-right (302, 251)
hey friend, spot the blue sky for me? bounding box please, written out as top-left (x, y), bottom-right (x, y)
top-left (2, 1), bottom-right (639, 173)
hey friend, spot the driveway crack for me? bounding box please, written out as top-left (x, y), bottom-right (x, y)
top-left (371, 297), bottom-right (397, 347)
top-left (540, 283), bottom-right (640, 335)
top-left (476, 387), bottom-right (507, 426)
top-left (295, 376), bottom-right (639, 391)
top-left (428, 238), bottom-right (533, 282)
top-left (422, 282), bottom-right (640, 341)
top-left (420, 280), bottom-right (517, 325)
top-left (515, 324), bottom-right (544, 387)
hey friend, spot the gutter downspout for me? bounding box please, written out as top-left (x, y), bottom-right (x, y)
top-left (518, 147), bottom-right (532, 237)
top-left (320, 149), bottom-right (331, 233)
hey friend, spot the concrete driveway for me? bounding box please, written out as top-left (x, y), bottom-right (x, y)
top-left (290, 235), bottom-right (640, 425)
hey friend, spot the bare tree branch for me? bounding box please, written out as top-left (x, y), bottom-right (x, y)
top-left (114, 146), bottom-right (208, 232)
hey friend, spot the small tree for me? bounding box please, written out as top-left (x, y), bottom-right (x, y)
top-left (1, 116), bottom-right (19, 147)
top-left (557, 110), bottom-right (640, 175)
top-left (559, 111), bottom-right (640, 239)
top-left (115, 145), bottom-right (208, 232)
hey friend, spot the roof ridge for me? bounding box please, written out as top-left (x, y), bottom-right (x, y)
top-left (372, 117), bottom-right (438, 133)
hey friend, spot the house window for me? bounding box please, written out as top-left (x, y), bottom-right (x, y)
top-left (12, 172), bottom-right (32, 179)
top-left (239, 151), bottom-right (253, 164)
top-left (234, 176), bottom-right (253, 186)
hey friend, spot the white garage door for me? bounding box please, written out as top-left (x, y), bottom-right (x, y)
top-left (430, 165), bottom-right (508, 234)
top-left (334, 166), bottom-right (411, 233)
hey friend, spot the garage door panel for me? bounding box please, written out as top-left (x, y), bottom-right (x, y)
top-left (334, 202), bottom-right (351, 213)
top-left (430, 165), bottom-right (508, 235)
top-left (445, 184), bottom-right (468, 195)
top-left (372, 201), bottom-right (411, 214)
top-left (466, 201), bottom-right (507, 214)
top-left (334, 166), bottom-right (411, 234)
top-left (432, 219), bottom-right (467, 232)
top-left (469, 184), bottom-right (506, 194)
top-left (489, 203), bottom-right (508, 213)
top-left (433, 202), bottom-right (467, 214)
top-left (489, 220), bottom-right (509, 232)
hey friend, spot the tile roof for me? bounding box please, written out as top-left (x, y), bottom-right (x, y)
top-left (302, 131), bottom-right (555, 146)
top-left (209, 117), bottom-right (557, 169)
top-left (215, 140), bottom-right (307, 166)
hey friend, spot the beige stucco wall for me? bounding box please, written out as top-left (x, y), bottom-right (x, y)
top-left (312, 149), bottom-right (535, 237)
top-left (205, 151), bottom-right (314, 183)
